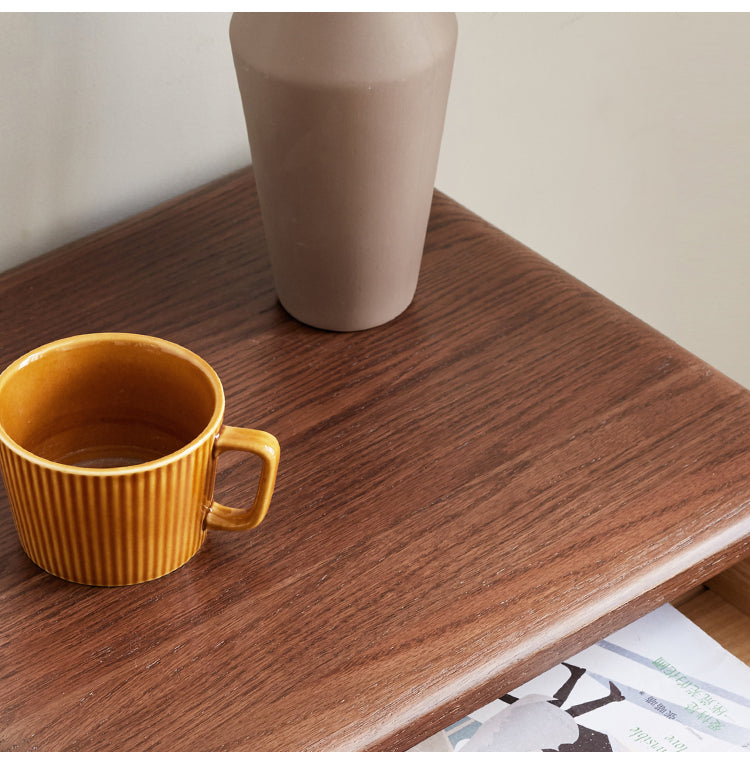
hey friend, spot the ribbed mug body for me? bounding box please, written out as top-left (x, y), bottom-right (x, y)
top-left (0, 434), bottom-right (216, 586)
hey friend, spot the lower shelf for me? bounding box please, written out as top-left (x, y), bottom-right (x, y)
top-left (675, 587), bottom-right (750, 666)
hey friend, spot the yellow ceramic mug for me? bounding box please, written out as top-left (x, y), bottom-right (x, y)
top-left (0, 333), bottom-right (280, 586)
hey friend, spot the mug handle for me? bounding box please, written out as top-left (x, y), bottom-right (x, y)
top-left (205, 425), bottom-right (280, 531)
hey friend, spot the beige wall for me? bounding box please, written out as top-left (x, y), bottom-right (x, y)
top-left (2, 13), bottom-right (749, 386)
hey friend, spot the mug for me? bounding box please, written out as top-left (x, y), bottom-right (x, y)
top-left (0, 333), bottom-right (280, 586)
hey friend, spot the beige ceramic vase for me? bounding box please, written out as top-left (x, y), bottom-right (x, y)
top-left (230, 12), bottom-right (458, 331)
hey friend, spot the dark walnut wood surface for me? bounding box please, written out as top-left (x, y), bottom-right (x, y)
top-left (1, 168), bottom-right (749, 751)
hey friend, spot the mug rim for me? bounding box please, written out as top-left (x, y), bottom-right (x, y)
top-left (0, 332), bottom-right (225, 476)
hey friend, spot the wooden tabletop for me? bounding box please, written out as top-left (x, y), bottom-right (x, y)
top-left (1, 168), bottom-right (750, 751)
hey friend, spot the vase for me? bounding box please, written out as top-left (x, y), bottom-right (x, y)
top-left (230, 12), bottom-right (458, 331)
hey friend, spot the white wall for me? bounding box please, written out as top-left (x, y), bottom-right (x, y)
top-left (2, 13), bottom-right (749, 387)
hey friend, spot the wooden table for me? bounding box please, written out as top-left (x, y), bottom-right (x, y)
top-left (1, 168), bottom-right (750, 751)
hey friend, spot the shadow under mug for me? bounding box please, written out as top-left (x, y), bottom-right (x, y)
top-left (0, 333), bottom-right (280, 586)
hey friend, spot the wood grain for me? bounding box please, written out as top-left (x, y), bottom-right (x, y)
top-left (1, 167), bottom-right (749, 751)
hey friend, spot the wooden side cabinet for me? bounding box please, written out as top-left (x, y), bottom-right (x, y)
top-left (1, 168), bottom-right (749, 750)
